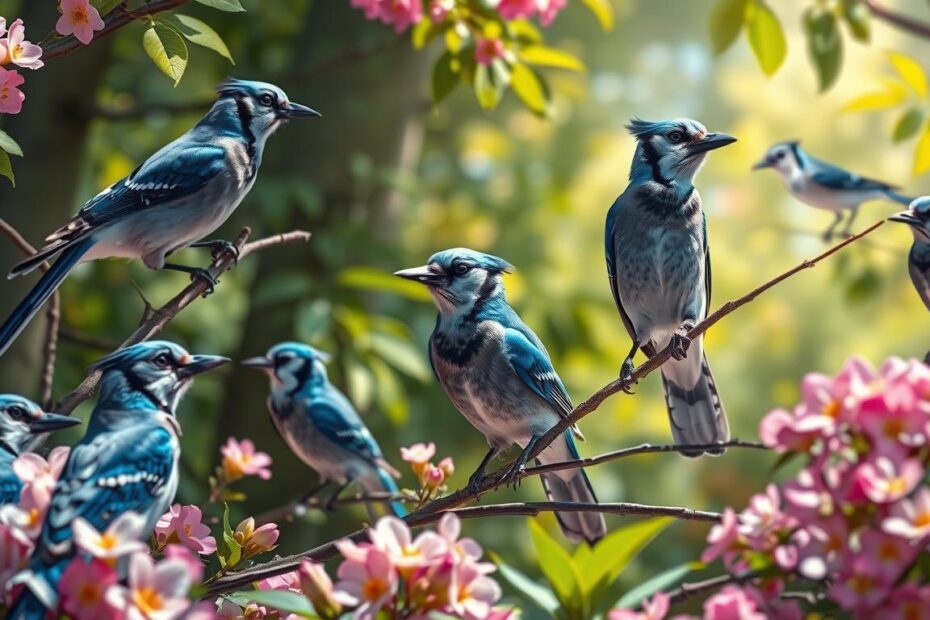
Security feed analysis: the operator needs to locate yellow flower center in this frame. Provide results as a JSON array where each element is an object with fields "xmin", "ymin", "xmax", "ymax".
[
  {"xmin": 878, "ymin": 541, "xmax": 900, "ymax": 561},
  {"xmin": 133, "ymin": 587, "xmax": 164, "ymax": 616},
  {"xmin": 70, "ymin": 7, "xmax": 89, "ymax": 26},
  {"xmin": 222, "ymin": 455, "xmax": 245, "ymax": 480},
  {"xmin": 823, "ymin": 400, "xmax": 841, "ymax": 418},
  {"xmin": 361, "ymin": 577, "xmax": 389, "ymax": 602},
  {"xmin": 78, "ymin": 582, "xmax": 103, "ymax": 605},
  {"xmin": 99, "ymin": 532, "xmax": 118, "ymax": 550},
  {"xmin": 887, "ymin": 477, "xmax": 908, "ymax": 496},
  {"xmin": 914, "ymin": 511, "xmax": 930, "ymax": 528},
  {"xmin": 884, "ymin": 419, "xmax": 905, "ymax": 437},
  {"xmin": 850, "ymin": 574, "xmax": 874, "ymax": 593}
]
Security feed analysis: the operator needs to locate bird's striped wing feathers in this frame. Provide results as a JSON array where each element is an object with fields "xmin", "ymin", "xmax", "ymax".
[
  {"xmin": 810, "ymin": 162, "xmax": 896, "ymax": 192},
  {"xmin": 303, "ymin": 394, "xmax": 384, "ymax": 464},
  {"xmin": 502, "ymin": 328, "xmax": 574, "ymax": 419}
]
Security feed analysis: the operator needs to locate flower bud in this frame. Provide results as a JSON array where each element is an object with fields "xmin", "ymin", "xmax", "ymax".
[
  {"xmin": 438, "ymin": 456, "xmax": 455, "ymax": 477},
  {"xmin": 298, "ymin": 560, "xmax": 342, "ymax": 618},
  {"xmin": 424, "ymin": 465, "xmax": 445, "ymax": 490}
]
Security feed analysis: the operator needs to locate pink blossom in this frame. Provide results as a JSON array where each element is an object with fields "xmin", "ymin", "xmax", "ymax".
[
  {"xmin": 428, "ymin": 0, "xmax": 454, "ymax": 22},
  {"xmin": 1, "ymin": 19, "xmax": 42, "ymax": 69},
  {"xmin": 257, "ymin": 570, "xmax": 300, "ymax": 592},
  {"xmin": 608, "ymin": 592, "xmax": 670, "ymax": 620},
  {"xmin": 234, "ymin": 517, "xmax": 279, "ymax": 557},
  {"xmin": 60, "ymin": 558, "xmax": 121, "ymax": 620},
  {"xmin": 220, "ymin": 437, "xmax": 272, "ymax": 482},
  {"xmin": 884, "ymin": 487, "xmax": 930, "ymax": 539},
  {"xmin": 106, "ymin": 552, "xmax": 192, "ymax": 620},
  {"xmin": 828, "ymin": 555, "xmax": 890, "ymax": 612},
  {"xmin": 13, "ymin": 446, "xmax": 69, "ymax": 515},
  {"xmin": 448, "ymin": 559, "xmax": 502, "ymax": 619},
  {"xmin": 55, "ymin": 0, "xmax": 105, "ymax": 45},
  {"xmin": 781, "ymin": 467, "xmax": 837, "ymax": 520},
  {"xmin": 154, "ymin": 504, "xmax": 217, "ymax": 555},
  {"xmin": 738, "ymin": 485, "xmax": 794, "ymax": 549},
  {"xmin": 702, "ymin": 585, "xmax": 766, "ymax": 620},
  {"xmin": 793, "ymin": 515, "xmax": 847, "ymax": 580},
  {"xmin": 350, "ymin": 0, "xmax": 423, "ymax": 32},
  {"xmin": 366, "ymin": 515, "xmax": 446, "ymax": 573},
  {"xmin": 497, "ymin": 0, "xmax": 537, "ymax": 21},
  {"xmin": 701, "ymin": 508, "xmax": 743, "ymax": 567},
  {"xmin": 855, "ymin": 456, "xmax": 923, "ymax": 504},
  {"xmin": 72, "ymin": 512, "xmax": 148, "ymax": 560},
  {"xmin": 438, "ymin": 456, "xmax": 455, "ymax": 477},
  {"xmin": 424, "ymin": 464, "xmax": 445, "ymax": 489},
  {"xmin": 475, "ymin": 39, "xmax": 506, "ymax": 66},
  {"xmin": 758, "ymin": 407, "xmax": 834, "ymax": 453},
  {"xmin": 164, "ymin": 544, "xmax": 204, "ymax": 584},
  {"xmin": 539, "ymin": 0, "xmax": 567, "ymax": 25},
  {"xmin": 885, "ymin": 583, "xmax": 930, "ymax": 620},
  {"xmin": 438, "ymin": 512, "xmax": 483, "ymax": 562},
  {"xmin": 858, "ymin": 529, "xmax": 915, "ymax": 583},
  {"xmin": 333, "ymin": 545, "xmax": 398, "ymax": 619},
  {"xmin": 401, "ymin": 442, "xmax": 436, "ymax": 466}
]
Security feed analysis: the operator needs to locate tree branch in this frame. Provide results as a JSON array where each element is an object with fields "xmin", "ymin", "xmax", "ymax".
[
  {"xmin": 864, "ymin": 0, "xmax": 930, "ymax": 40},
  {"xmin": 54, "ymin": 228, "xmax": 312, "ymax": 413},
  {"xmin": 204, "ymin": 501, "xmax": 721, "ymax": 595},
  {"xmin": 665, "ymin": 572, "xmax": 758, "ymax": 605},
  {"xmin": 43, "ymin": 0, "xmax": 190, "ymax": 62}
]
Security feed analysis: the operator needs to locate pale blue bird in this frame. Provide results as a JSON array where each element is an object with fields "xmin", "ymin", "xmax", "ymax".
[
  {"xmin": 395, "ymin": 249, "xmax": 606, "ymax": 544},
  {"xmin": 243, "ymin": 342, "xmax": 406, "ymax": 517},
  {"xmin": 754, "ymin": 141, "xmax": 912, "ymax": 241},
  {"xmin": 7, "ymin": 341, "xmax": 227, "ymax": 619},
  {"xmin": 0, "ymin": 395, "xmax": 80, "ymax": 505},
  {"xmin": 606, "ymin": 119, "xmax": 733, "ymax": 457},
  {"xmin": 0, "ymin": 79, "xmax": 319, "ymax": 356}
]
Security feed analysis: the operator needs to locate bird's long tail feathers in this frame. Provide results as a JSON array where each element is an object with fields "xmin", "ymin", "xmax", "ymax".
[
  {"xmin": 660, "ymin": 342, "xmax": 729, "ymax": 457},
  {"xmin": 537, "ymin": 430, "xmax": 606, "ymax": 545},
  {"xmin": 363, "ymin": 466, "xmax": 408, "ymax": 517},
  {"xmin": 886, "ymin": 190, "xmax": 915, "ymax": 206},
  {"xmin": 0, "ymin": 238, "xmax": 93, "ymax": 357}
]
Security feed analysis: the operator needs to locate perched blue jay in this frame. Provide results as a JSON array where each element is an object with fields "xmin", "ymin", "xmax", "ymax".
[
  {"xmin": 890, "ymin": 197, "xmax": 930, "ymax": 314},
  {"xmin": 243, "ymin": 342, "xmax": 406, "ymax": 517},
  {"xmin": 606, "ymin": 119, "xmax": 733, "ymax": 457},
  {"xmin": 395, "ymin": 249, "xmax": 606, "ymax": 544},
  {"xmin": 0, "ymin": 395, "xmax": 80, "ymax": 505},
  {"xmin": 0, "ymin": 79, "xmax": 319, "ymax": 357},
  {"xmin": 8, "ymin": 341, "xmax": 227, "ymax": 619},
  {"xmin": 754, "ymin": 141, "xmax": 911, "ymax": 240}
]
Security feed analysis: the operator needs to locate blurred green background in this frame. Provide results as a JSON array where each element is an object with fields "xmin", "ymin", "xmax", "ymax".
[{"xmin": 1, "ymin": 0, "xmax": 929, "ymax": 612}]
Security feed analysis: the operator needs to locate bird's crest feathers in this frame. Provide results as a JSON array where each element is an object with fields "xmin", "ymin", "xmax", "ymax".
[{"xmin": 427, "ymin": 248, "xmax": 514, "ymax": 273}]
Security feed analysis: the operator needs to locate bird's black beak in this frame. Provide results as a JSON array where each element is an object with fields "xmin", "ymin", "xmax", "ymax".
[
  {"xmin": 393, "ymin": 265, "xmax": 445, "ymax": 286},
  {"xmin": 889, "ymin": 210, "xmax": 924, "ymax": 228},
  {"xmin": 242, "ymin": 356, "xmax": 274, "ymax": 371},
  {"xmin": 752, "ymin": 156, "xmax": 774, "ymax": 171},
  {"xmin": 29, "ymin": 411, "xmax": 80, "ymax": 434},
  {"xmin": 177, "ymin": 354, "xmax": 229, "ymax": 379},
  {"xmin": 280, "ymin": 102, "xmax": 321, "ymax": 119},
  {"xmin": 687, "ymin": 132, "xmax": 737, "ymax": 156}
]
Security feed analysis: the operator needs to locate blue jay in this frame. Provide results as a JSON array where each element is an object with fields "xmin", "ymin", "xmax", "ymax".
[
  {"xmin": 606, "ymin": 119, "xmax": 733, "ymax": 457},
  {"xmin": 890, "ymin": 197, "xmax": 930, "ymax": 315},
  {"xmin": 395, "ymin": 249, "xmax": 606, "ymax": 544},
  {"xmin": 243, "ymin": 342, "xmax": 406, "ymax": 517},
  {"xmin": 7, "ymin": 341, "xmax": 227, "ymax": 619},
  {"xmin": 754, "ymin": 141, "xmax": 911, "ymax": 240},
  {"xmin": 0, "ymin": 395, "xmax": 80, "ymax": 505},
  {"xmin": 0, "ymin": 79, "xmax": 320, "ymax": 357}
]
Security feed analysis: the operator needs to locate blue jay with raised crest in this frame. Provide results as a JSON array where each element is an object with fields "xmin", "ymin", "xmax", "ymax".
[
  {"xmin": 0, "ymin": 79, "xmax": 319, "ymax": 357},
  {"xmin": 0, "ymin": 395, "xmax": 80, "ymax": 505},
  {"xmin": 243, "ymin": 342, "xmax": 406, "ymax": 517},
  {"xmin": 395, "ymin": 249, "xmax": 606, "ymax": 544},
  {"xmin": 754, "ymin": 141, "xmax": 911, "ymax": 240},
  {"xmin": 606, "ymin": 119, "xmax": 732, "ymax": 457},
  {"xmin": 7, "ymin": 341, "xmax": 227, "ymax": 619},
  {"xmin": 890, "ymin": 197, "xmax": 930, "ymax": 315}
]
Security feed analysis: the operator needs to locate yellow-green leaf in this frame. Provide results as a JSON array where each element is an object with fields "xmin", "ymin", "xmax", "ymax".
[
  {"xmin": 579, "ymin": 0, "xmax": 613, "ymax": 31},
  {"xmin": 841, "ymin": 0, "xmax": 870, "ymax": 42},
  {"xmin": 338, "ymin": 266, "xmax": 432, "ymax": 302},
  {"xmin": 507, "ymin": 19, "xmax": 542, "ymax": 44},
  {"xmin": 709, "ymin": 0, "xmax": 748, "ymax": 55},
  {"xmin": 172, "ymin": 14, "xmax": 234, "ymax": 63},
  {"xmin": 889, "ymin": 52, "xmax": 928, "ymax": 97},
  {"xmin": 432, "ymin": 51, "xmax": 460, "ymax": 105},
  {"xmin": 893, "ymin": 107, "xmax": 925, "ymax": 142},
  {"xmin": 843, "ymin": 86, "xmax": 907, "ymax": 112},
  {"xmin": 0, "ymin": 129, "xmax": 23, "ymax": 157},
  {"xmin": 576, "ymin": 517, "xmax": 672, "ymax": 597},
  {"xmin": 528, "ymin": 520, "xmax": 581, "ymax": 607},
  {"xmin": 474, "ymin": 64, "xmax": 502, "ymax": 110},
  {"xmin": 519, "ymin": 46, "xmax": 584, "ymax": 71},
  {"xmin": 914, "ymin": 122, "xmax": 930, "ymax": 175},
  {"xmin": 511, "ymin": 62, "xmax": 550, "ymax": 117},
  {"xmin": 804, "ymin": 6, "xmax": 842, "ymax": 92},
  {"xmin": 194, "ymin": 0, "xmax": 245, "ymax": 11},
  {"xmin": 0, "ymin": 149, "xmax": 14, "ymax": 187},
  {"xmin": 143, "ymin": 22, "xmax": 189, "ymax": 86},
  {"xmin": 746, "ymin": 1, "xmax": 787, "ymax": 76}
]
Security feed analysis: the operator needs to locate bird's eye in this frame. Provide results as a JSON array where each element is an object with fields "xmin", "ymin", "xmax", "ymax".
[
  {"xmin": 259, "ymin": 93, "xmax": 275, "ymax": 106},
  {"xmin": 775, "ymin": 151, "xmax": 786, "ymax": 160},
  {"xmin": 7, "ymin": 405, "xmax": 27, "ymax": 421},
  {"xmin": 453, "ymin": 263, "xmax": 471, "ymax": 276},
  {"xmin": 153, "ymin": 352, "xmax": 172, "ymax": 368},
  {"xmin": 667, "ymin": 131, "xmax": 684, "ymax": 143}
]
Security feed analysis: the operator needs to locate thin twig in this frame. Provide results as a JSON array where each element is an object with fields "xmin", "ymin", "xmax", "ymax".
[
  {"xmin": 864, "ymin": 0, "xmax": 930, "ymax": 39},
  {"xmin": 204, "ymin": 501, "xmax": 721, "ymax": 595},
  {"xmin": 57, "ymin": 327, "xmax": 123, "ymax": 352},
  {"xmin": 54, "ymin": 228, "xmax": 312, "ymax": 413},
  {"xmin": 665, "ymin": 572, "xmax": 758, "ymax": 605}
]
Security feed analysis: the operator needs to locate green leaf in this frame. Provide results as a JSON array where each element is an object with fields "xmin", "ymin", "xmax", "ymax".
[
  {"xmin": 221, "ymin": 503, "xmax": 241, "ymax": 568},
  {"xmin": 615, "ymin": 562, "xmax": 702, "ymax": 609},
  {"xmin": 345, "ymin": 354, "xmax": 376, "ymax": 410},
  {"xmin": 194, "ymin": 0, "xmax": 246, "ymax": 11},
  {"xmin": 143, "ymin": 22, "xmax": 189, "ymax": 86},
  {"xmin": 843, "ymin": 85, "xmax": 907, "ymax": 112},
  {"xmin": 474, "ymin": 64, "xmax": 502, "ymax": 110},
  {"xmin": 519, "ymin": 46, "xmax": 584, "ymax": 71},
  {"xmin": 889, "ymin": 52, "xmax": 928, "ymax": 97},
  {"xmin": 511, "ymin": 63, "xmax": 551, "ymax": 117},
  {"xmin": 841, "ymin": 0, "xmax": 871, "ymax": 42},
  {"xmin": 708, "ymin": 0, "xmax": 748, "ymax": 55},
  {"xmin": 91, "ymin": 0, "xmax": 123, "ymax": 16},
  {"xmin": 170, "ymin": 14, "xmax": 234, "ymax": 63},
  {"xmin": 528, "ymin": 520, "xmax": 582, "ymax": 610},
  {"xmin": 579, "ymin": 0, "xmax": 614, "ymax": 31},
  {"xmin": 225, "ymin": 591, "xmax": 319, "ymax": 617},
  {"xmin": 0, "ymin": 149, "xmax": 14, "ymax": 187},
  {"xmin": 338, "ymin": 266, "xmax": 432, "ymax": 302},
  {"xmin": 368, "ymin": 332, "xmax": 432, "ymax": 382},
  {"xmin": 0, "ymin": 129, "xmax": 23, "ymax": 157},
  {"xmin": 490, "ymin": 551, "xmax": 561, "ymax": 615},
  {"xmin": 432, "ymin": 52, "xmax": 460, "ymax": 105},
  {"xmin": 746, "ymin": 1, "xmax": 787, "ymax": 76},
  {"xmin": 914, "ymin": 121, "xmax": 930, "ymax": 175},
  {"xmin": 369, "ymin": 357, "xmax": 408, "ymax": 425},
  {"xmin": 295, "ymin": 299, "xmax": 333, "ymax": 342},
  {"xmin": 894, "ymin": 107, "xmax": 925, "ymax": 142},
  {"xmin": 804, "ymin": 7, "xmax": 842, "ymax": 91}
]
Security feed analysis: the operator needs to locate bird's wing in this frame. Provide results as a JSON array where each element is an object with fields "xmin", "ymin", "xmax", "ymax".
[
  {"xmin": 810, "ymin": 160, "xmax": 897, "ymax": 192},
  {"xmin": 44, "ymin": 144, "xmax": 229, "ymax": 244},
  {"xmin": 605, "ymin": 197, "xmax": 657, "ymax": 357},
  {"xmin": 704, "ymin": 214, "xmax": 712, "ymax": 315},
  {"xmin": 39, "ymin": 425, "xmax": 175, "ymax": 550},
  {"xmin": 502, "ymin": 327, "xmax": 574, "ymax": 419},
  {"xmin": 0, "ymin": 470, "xmax": 21, "ymax": 504},
  {"xmin": 303, "ymin": 394, "xmax": 384, "ymax": 463}
]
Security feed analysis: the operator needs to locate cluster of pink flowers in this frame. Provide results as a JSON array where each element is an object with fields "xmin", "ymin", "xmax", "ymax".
[
  {"xmin": 0, "ymin": 2, "xmax": 103, "ymax": 116},
  {"xmin": 401, "ymin": 442, "xmax": 454, "ymax": 503},
  {"xmin": 612, "ymin": 356, "xmax": 930, "ymax": 619},
  {"xmin": 211, "ymin": 437, "xmax": 273, "ymax": 502},
  {"xmin": 242, "ymin": 513, "xmax": 512, "ymax": 619}
]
